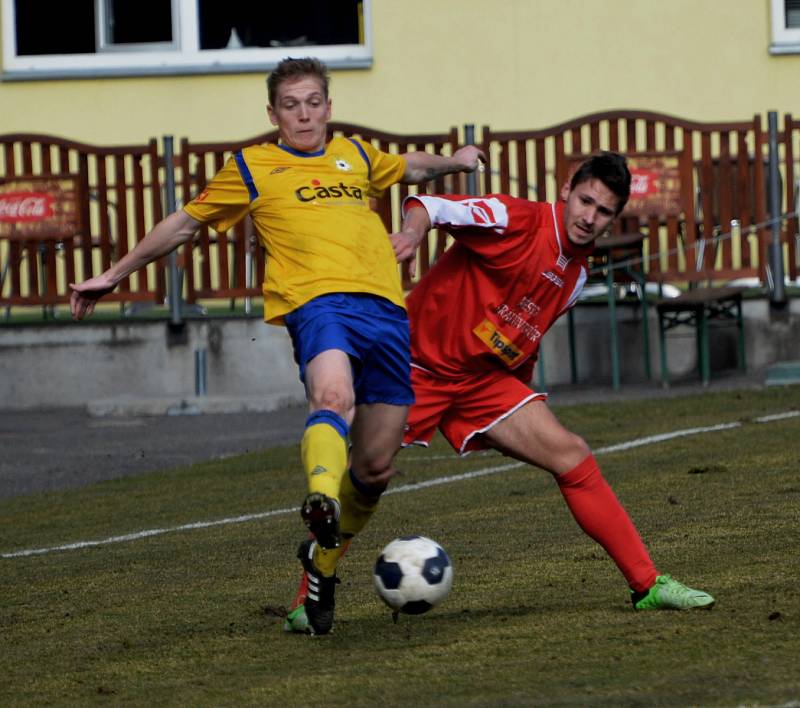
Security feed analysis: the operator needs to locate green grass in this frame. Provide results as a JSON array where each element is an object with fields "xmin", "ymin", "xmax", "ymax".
[{"xmin": 1, "ymin": 387, "xmax": 799, "ymax": 707}]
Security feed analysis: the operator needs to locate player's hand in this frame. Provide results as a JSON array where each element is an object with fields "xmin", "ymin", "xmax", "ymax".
[
  {"xmin": 69, "ymin": 274, "xmax": 117, "ymax": 321},
  {"xmin": 390, "ymin": 228, "xmax": 423, "ymax": 278},
  {"xmin": 452, "ymin": 145, "xmax": 486, "ymax": 173}
]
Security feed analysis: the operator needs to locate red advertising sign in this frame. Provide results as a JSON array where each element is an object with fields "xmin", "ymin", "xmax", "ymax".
[
  {"xmin": 562, "ymin": 151, "xmax": 687, "ymax": 219},
  {"xmin": 624, "ymin": 155, "xmax": 683, "ymax": 217},
  {"xmin": 0, "ymin": 176, "xmax": 82, "ymax": 240}
]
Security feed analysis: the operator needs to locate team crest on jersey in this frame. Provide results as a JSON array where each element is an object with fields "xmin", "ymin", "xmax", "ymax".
[
  {"xmin": 270, "ymin": 167, "xmax": 290, "ymax": 175},
  {"xmin": 334, "ymin": 159, "xmax": 352, "ymax": 172}
]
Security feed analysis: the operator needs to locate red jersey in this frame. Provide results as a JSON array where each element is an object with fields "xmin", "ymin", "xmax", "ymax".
[{"xmin": 405, "ymin": 194, "xmax": 594, "ymax": 381}]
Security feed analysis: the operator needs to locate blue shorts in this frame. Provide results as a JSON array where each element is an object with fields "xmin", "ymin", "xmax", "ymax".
[{"xmin": 284, "ymin": 293, "xmax": 414, "ymax": 406}]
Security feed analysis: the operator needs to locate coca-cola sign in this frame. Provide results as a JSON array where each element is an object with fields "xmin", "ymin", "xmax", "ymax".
[
  {"xmin": 630, "ymin": 170, "xmax": 660, "ymax": 197},
  {"xmin": 0, "ymin": 176, "xmax": 82, "ymax": 240},
  {"xmin": 0, "ymin": 192, "xmax": 56, "ymax": 222},
  {"xmin": 563, "ymin": 152, "xmax": 685, "ymax": 219},
  {"xmin": 624, "ymin": 155, "xmax": 683, "ymax": 218}
]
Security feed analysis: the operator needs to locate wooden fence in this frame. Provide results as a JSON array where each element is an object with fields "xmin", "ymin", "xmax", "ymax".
[
  {"xmin": 0, "ymin": 134, "xmax": 163, "ymax": 307},
  {"xmin": 781, "ymin": 113, "xmax": 800, "ymax": 280},
  {"xmin": 478, "ymin": 110, "xmax": 777, "ymax": 284},
  {"xmin": 1, "ymin": 111, "xmax": 798, "ymax": 313}
]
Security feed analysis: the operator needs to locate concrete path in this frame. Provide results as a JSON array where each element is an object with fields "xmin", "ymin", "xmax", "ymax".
[{"xmin": 0, "ymin": 371, "xmax": 771, "ymax": 500}]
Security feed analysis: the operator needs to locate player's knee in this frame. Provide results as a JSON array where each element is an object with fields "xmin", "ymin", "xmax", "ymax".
[
  {"xmin": 571, "ymin": 433, "xmax": 590, "ymax": 456},
  {"xmin": 353, "ymin": 456, "xmax": 396, "ymax": 489},
  {"xmin": 308, "ymin": 388, "xmax": 354, "ymax": 419},
  {"xmin": 565, "ymin": 433, "xmax": 591, "ymax": 467}
]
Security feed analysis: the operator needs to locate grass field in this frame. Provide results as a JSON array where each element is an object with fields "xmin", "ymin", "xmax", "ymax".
[{"xmin": 1, "ymin": 386, "xmax": 799, "ymax": 707}]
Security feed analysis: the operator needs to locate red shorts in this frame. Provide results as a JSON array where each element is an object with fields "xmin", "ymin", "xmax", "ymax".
[{"xmin": 403, "ymin": 365, "xmax": 547, "ymax": 455}]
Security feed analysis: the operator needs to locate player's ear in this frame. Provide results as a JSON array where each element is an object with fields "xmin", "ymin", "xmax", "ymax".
[
  {"xmin": 559, "ymin": 180, "xmax": 571, "ymax": 202},
  {"xmin": 267, "ymin": 104, "xmax": 278, "ymax": 126}
]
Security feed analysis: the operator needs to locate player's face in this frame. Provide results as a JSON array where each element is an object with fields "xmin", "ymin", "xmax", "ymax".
[
  {"xmin": 268, "ymin": 76, "xmax": 332, "ymax": 153},
  {"xmin": 561, "ymin": 178, "xmax": 621, "ymax": 246}
]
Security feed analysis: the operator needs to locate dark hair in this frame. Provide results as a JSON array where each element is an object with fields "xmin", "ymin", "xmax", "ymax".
[
  {"xmin": 267, "ymin": 57, "xmax": 330, "ymax": 107},
  {"xmin": 570, "ymin": 151, "xmax": 631, "ymax": 215}
]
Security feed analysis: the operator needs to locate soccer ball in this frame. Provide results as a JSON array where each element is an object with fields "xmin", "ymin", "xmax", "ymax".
[{"xmin": 373, "ymin": 535, "xmax": 454, "ymax": 615}]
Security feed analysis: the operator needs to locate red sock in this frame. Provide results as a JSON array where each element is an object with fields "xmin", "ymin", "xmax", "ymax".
[{"xmin": 556, "ymin": 454, "xmax": 657, "ymax": 593}]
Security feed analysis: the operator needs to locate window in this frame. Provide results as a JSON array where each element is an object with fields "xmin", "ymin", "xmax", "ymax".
[
  {"xmin": 2, "ymin": 0, "xmax": 371, "ymax": 79},
  {"xmin": 96, "ymin": 0, "xmax": 177, "ymax": 53},
  {"xmin": 770, "ymin": 0, "xmax": 800, "ymax": 54}
]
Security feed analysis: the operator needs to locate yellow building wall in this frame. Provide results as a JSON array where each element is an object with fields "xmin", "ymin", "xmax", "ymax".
[{"xmin": 1, "ymin": 0, "xmax": 798, "ymax": 144}]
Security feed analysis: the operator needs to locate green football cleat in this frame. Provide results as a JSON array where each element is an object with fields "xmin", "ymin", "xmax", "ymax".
[
  {"xmin": 283, "ymin": 605, "xmax": 311, "ymax": 634},
  {"xmin": 632, "ymin": 574, "xmax": 715, "ymax": 610}
]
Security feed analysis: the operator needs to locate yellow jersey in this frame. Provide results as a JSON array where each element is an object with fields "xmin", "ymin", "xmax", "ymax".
[{"xmin": 184, "ymin": 136, "xmax": 407, "ymax": 324}]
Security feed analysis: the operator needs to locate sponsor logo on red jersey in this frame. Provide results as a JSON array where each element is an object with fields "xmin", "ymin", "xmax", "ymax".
[
  {"xmin": 473, "ymin": 319, "xmax": 523, "ymax": 366},
  {"xmin": 496, "ymin": 304, "xmax": 542, "ymax": 343},
  {"xmin": 541, "ymin": 270, "xmax": 565, "ymax": 288},
  {"xmin": 517, "ymin": 296, "xmax": 541, "ymax": 316}
]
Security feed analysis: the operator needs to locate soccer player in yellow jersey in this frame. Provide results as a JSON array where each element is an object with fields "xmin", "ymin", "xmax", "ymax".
[{"xmin": 69, "ymin": 57, "xmax": 484, "ymax": 635}]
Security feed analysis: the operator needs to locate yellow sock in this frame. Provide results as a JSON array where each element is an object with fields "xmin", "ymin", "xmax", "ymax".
[
  {"xmin": 313, "ymin": 545, "xmax": 346, "ymax": 576},
  {"xmin": 312, "ymin": 471, "xmax": 383, "ymax": 577},
  {"xmin": 301, "ymin": 412, "xmax": 348, "ymax": 500},
  {"xmin": 339, "ymin": 468, "xmax": 383, "ymax": 538}
]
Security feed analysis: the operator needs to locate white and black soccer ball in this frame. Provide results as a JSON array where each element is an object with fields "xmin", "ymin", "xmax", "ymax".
[{"xmin": 373, "ymin": 535, "xmax": 454, "ymax": 615}]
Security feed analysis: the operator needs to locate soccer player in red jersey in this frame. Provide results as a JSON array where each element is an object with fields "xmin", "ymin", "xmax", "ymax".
[
  {"xmin": 391, "ymin": 151, "xmax": 714, "ymax": 611},
  {"xmin": 285, "ymin": 152, "xmax": 713, "ymax": 631}
]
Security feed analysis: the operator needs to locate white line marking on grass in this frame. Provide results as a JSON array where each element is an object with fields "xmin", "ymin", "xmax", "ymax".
[
  {"xmin": 753, "ymin": 410, "xmax": 799, "ymax": 423},
  {"xmin": 2, "ymin": 410, "xmax": 796, "ymax": 559},
  {"xmin": 2, "ymin": 507, "xmax": 298, "ymax": 558},
  {"xmin": 387, "ymin": 462, "xmax": 525, "ymax": 495},
  {"xmin": 593, "ymin": 422, "xmax": 742, "ymax": 454}
]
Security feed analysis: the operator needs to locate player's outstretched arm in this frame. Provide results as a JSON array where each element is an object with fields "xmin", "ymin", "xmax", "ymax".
[
  {"xmin": 401, "ymin": 145, "xmax": 485, "ymax": 184},
  {"xmin": 390, "ymin": 202, "xmax": 432, "ymax": 279},
  {"xmin": 69, "ymin": 210, "xmax": 202, "ymax": 321}
]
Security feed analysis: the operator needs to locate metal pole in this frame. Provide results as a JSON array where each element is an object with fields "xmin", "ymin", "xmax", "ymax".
[
  {"xmin": 194, "ymin": 348, "xmax": 207, "ymax": 396},
  {"xmin": 767, "ymin": 112, "xmax": 787, "ymax": 308},
  {"xmin": 464, "ymin": 124, "xmax": 478, "ymax": 196},
  {"xmin": 163, "ymin": 135, "xmax": 183, "ymax": 325}
]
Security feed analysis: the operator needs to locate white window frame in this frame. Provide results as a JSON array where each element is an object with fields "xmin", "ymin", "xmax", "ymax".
[
  {"xmin": 770, "ymin": 0, "xmax": 800, "ymax": 54},
  {"xmin": 1, "ymin": 0, "xmax": 372, "ymax": 80}
]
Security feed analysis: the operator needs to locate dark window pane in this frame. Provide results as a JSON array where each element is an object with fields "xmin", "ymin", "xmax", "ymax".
[
  {"xmin": 198, "ymin": 0, "xmax": 361, "ymax": 50},
  {"xmin": 108, "ymin": 0, "xmax": 172, "ymax": 44},
  {"xmin": 15, "ymin": 0, "xmax": 95, "ymax": 55},
  {"xmin": 787, "ymin": 0, "xmax": 800, "ymax": 28}
]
